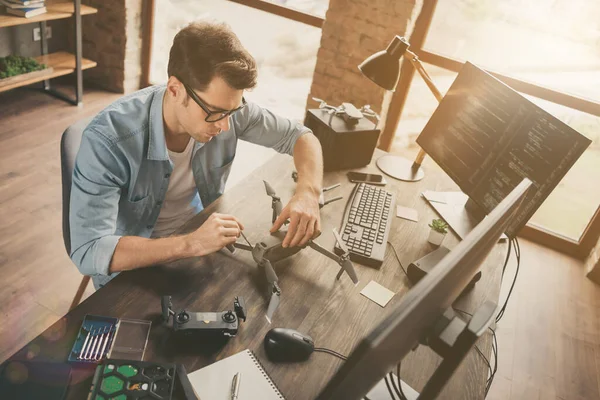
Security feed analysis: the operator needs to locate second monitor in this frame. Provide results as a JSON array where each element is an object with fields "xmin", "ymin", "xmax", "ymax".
[{"xmin": 416, "ymin": 62, "xmax": 591, "ymax": 238}]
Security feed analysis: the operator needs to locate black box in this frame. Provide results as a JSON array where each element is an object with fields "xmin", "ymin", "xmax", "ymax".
[{"xmin": 304, "ymin": 109, "xmax": 380, "ymax": 171}]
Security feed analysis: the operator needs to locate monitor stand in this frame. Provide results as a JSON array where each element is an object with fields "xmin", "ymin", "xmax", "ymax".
[
  {"xmin": 422, "ymin": 191, "xmax": 497, "ymax": 241},
  {"xmin": 368, "ymin": 301, "xmax": 496, "ymax": 400}
]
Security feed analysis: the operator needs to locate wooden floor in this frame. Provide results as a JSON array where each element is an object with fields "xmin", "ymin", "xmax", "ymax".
[{"xmin": 1, "ymin": 85, "xmax": 599, "ymax": 399}]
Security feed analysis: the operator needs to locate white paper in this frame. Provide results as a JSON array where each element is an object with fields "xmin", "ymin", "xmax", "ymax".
[{"xmin": 360, "ymin": 281, "xmax": 395, "ymax": 307}]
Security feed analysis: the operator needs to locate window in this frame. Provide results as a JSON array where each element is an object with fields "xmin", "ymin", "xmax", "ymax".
[{"xmin": 149, "ymin": 0, "xmax": 323, "ymax": 120}]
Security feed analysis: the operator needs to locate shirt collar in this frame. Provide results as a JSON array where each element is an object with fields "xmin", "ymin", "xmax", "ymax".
[{"xmin": 147, "ymin": 85, "xmax": 170, "ymax": 161}]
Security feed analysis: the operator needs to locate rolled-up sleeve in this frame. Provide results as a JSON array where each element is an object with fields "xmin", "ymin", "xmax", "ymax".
[
  {"xmin": 234, "ymin": 101, "xmax": 311, "ymax": 155},
  {"xmin": 69, "ymin": 128, "xmax": 125, "ymax": 277}
]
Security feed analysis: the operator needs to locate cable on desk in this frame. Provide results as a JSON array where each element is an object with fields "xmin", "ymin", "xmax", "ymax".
[
  {"xmin": 501, "ymin": 237, "xmax": 512, "ymax": 278},
  {"xmin": 454, "ymin": 308, "xmax": 498, "ymax": 397},
  {"xmin": 387, "ymin": 241, "xmax": 408, "ymax": 278},
  {"xmin": 384, "ymin": 375, "xmax": 397, "ymax": 399},
  {"xmin": 496, "ymin": 237, "xmax": 521, "ymax": 323},
  {"xmin": 313, "ymin": 347, "xmax": 347, "ymax": 361},
  {"xmin": 395, "ymin": 363, "xmax": 409, "ymax": 400}
]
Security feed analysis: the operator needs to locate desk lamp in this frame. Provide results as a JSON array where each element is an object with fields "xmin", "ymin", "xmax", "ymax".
[{"xmin": 359, "ymin": 36, "xmax": 443, "ymax": 182}]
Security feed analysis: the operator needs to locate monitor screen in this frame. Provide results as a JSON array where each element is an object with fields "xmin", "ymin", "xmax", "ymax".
[{"xmin": 416, "ymin": 62, "xmax": 591, "ymax": 237}]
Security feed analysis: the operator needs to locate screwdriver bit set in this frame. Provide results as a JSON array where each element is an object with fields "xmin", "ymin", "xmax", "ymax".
[{"xmin": 68, "ymin": 315, "xmax": 151, "ymax": 364}]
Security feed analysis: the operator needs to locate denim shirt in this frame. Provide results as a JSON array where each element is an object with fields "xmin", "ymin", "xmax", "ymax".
[{"xmin": 70, "ymin": 85, "xmax": 310, "ymax": 288}]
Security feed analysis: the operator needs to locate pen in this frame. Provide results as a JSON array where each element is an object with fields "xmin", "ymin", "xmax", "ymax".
[{"xmin": 230, "ymin": 372, "xmax": 241, "ymax": 400}]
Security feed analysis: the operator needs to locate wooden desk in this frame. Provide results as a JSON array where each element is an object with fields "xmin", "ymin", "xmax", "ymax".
[{"xmin": 6, "ymin": 151, "xmax": 504, "ymax": 399}]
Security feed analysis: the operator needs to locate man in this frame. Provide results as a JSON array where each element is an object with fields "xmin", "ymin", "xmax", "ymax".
[{"xmin": 70, "ymin": 22, "xmax": 323, "ymax": 289}]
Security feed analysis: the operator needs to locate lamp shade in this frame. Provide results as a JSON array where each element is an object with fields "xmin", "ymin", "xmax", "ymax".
[{"xmin": 358, "ymin": 36, "xmax": 410, "ymax": 92}]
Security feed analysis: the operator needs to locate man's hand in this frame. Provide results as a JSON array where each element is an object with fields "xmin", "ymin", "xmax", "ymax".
[
  {"xmin": 271, "ymin": 189, "xmax": 321, "ymax": 248},
  {"xmin": 185, "ymin": 213, "xmax": 244, "ymax": 256}
]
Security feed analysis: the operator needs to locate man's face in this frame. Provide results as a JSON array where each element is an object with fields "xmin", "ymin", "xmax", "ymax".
[{"xmin": 175, "ymin": 76, "xmax": 244, "ymax": 143}]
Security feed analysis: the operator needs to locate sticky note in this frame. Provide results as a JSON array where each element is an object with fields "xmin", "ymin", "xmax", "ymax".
[
  {"xmin": 396, "ymin": 205, "xmax": 419, "ymax": 222},
  {"xmin": 360, "ymin": 281, "xmax": 395, "ymax": 307}
]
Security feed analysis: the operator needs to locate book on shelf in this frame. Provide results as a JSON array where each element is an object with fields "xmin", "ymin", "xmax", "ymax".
[
  {"xmin": 4, "ymin": 5, "xmax": 47, "ymax": 17},
  {"xmin": 1, "ymin": 0, "xmax": 45, "ymax": 7}
]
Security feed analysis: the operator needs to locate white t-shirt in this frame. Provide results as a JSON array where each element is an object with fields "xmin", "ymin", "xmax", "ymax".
[{"xmin": 151, "ymin": 138, "xmax": 201, "ymax": 238}]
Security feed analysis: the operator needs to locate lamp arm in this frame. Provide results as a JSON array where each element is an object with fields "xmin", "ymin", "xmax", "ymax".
[
  {"xmin": 406, "ymin": 50, "xmax": 444, "ymax": 102},
  {"xmin": 405, "ymin": 49, "xmax": 444, "ymax": 168}
]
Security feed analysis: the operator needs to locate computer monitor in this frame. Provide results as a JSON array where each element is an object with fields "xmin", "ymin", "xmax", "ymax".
[
  {"xmin": 315, "ymin": 178, "xmax": 533, "ymax": 400},
  {"xmin": 416, "ymin": 62, "xmax": 591, "ymax": 238}
]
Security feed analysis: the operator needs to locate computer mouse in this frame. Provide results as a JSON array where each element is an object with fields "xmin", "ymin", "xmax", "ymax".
[{"xmin": 264, "ymin": 328, "xmax": 315, "ymax": 362}]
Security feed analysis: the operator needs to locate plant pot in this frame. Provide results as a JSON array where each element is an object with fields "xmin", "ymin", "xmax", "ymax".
[{"xmin": 428, "ymin": 229, "xmax": 446, "ymax": 246}]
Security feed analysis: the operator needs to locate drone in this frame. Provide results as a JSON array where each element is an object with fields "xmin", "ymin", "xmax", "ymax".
[
  {"xmin": 312, "ymin": 97, "xmax": 381, "ymax": 124},
  {"xmin": 228, "ymin": 180, "xmax": 359, "ymax": 323}
]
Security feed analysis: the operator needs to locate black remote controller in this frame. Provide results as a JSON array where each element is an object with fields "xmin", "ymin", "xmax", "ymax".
[{"xmin": 161, "ymin": 296, "xmax": 247, "ymax": 337}]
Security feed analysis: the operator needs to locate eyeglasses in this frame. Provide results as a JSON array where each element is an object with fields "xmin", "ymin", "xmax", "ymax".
[{"xmin": 182, "ymin": 82, "xmax": 247, "ymax": 122}]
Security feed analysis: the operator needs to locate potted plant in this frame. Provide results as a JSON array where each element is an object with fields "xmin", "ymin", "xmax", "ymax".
[{"xmin": 428, "ymin": 218, "xmax": 448, "ymax": 246}]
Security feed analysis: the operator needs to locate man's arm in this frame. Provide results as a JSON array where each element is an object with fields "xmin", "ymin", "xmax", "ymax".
[
  {"xmin": 108, "ymin": 213, "xmax": 243, "ymax": 273},
  {"xmin": 232, "ymin": 102, "xmax": 324, "ymax": 248},
  {"xmin": 70, "ymin": 130, "xmax": 242, "ymax": 277},
  {"xmin": 271, "ymin": 133, "xmax": 323, "ymax": 247}
]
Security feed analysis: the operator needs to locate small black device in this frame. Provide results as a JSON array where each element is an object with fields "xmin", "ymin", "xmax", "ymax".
[
  {"xmin": 264, "ymin": 328, "xmax": 315, "ymax": 362},
  {"xmin": 161, "ymin": 296, "xmax": 247, "ymax": 337},
  {"xmin": 347, "ymin": 171, "xmax": 387, "ymax": 186},
  {"xmin": 304, "ymin": 109, "xmax": 380, "ymax": 171},
  {"xmin": 407, "ymin": 246, "xmax": 482, "ymax": 292},
  {"xmin": 335, "ymin": 183, "xmax": 396, "ymax": 268}
]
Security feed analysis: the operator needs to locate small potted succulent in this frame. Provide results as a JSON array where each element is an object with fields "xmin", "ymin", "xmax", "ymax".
[{"xmin": 428, "ymin": 218, "xmax": 448, "ymax": 246}]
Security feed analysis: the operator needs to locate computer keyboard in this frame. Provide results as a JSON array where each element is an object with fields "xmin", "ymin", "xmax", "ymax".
[{"xmin": 335, "ymin": 183, "xmax": 396, "ymax": 268}]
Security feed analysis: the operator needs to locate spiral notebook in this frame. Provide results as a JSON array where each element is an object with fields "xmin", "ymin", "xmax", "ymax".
[{"xmin": 188, "ymin": 349, "xmax": 285, "ymax": 400}]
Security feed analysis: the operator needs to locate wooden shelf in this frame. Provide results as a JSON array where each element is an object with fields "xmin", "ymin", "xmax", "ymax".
[
  {"xmin": 0, "ymin": 2, "xmax": 97, "ymax": 28},
  {"xmin": 0, "ymin": 51, "xmax": 96, "ymax": 93}
]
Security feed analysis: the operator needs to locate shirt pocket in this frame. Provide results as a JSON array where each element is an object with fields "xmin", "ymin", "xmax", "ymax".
[
  {"xmin": 208, "ymin": 158, "xmax": 234, "ymax": 198},
  {"xmin": 117, "ymin": 194, "xmax": 154, "ymax": 233}
]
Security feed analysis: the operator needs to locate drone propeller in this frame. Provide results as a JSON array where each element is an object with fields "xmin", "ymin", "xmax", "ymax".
[
  {"xmin": 332, "ymin": 229, "xmax": 358, "ymax": 284},
  {"xmin": 263, "ymin": 180, "xmax": 283, "ymax": 223},
  {"xmin": 266, "ymin": 284, "xmax": 281, "ymax": 324},
  {"xmin": 261, "ymin": 259, "xmax": 281, "ymax": 323},
  {"xmin": 263, "ymin": 180, "xmax": 277, "ymax": 197}
]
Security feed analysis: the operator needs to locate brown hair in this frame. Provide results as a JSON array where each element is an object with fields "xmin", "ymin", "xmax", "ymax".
[{"xmin": 168, "ymin": 21, "xmax": 257, "ymax": 91}]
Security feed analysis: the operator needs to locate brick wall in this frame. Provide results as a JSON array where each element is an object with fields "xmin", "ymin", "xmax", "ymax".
[
  {"xmin": 75, "ymin": 0, "xmax": 143, "ymax": 93},
  {"xmin": 307, "ymin": 0, "xmax": 421, "ymax": 114}
]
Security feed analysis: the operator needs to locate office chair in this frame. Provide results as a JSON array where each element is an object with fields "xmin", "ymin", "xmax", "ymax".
[{"xmin": 60, "ymin": 117, "xmax": 93, "ymax": 311}]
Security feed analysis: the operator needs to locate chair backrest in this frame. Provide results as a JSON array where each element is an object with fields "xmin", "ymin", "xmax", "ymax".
[{"xmin": 61, "ymin": 117, "xmax": 93, "ymax": 255}]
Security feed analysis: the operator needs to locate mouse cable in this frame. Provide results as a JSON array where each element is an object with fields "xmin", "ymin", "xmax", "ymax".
[
  {"xmin": 496, "ymin": 237, "xmax": 521, "ymax": 323},
  {"xmin": 387, "ymin": 241, "xmax": 408, "ymax": 277},
  {"xmin": 313, "ymin": 347, "xmax": 347, "ymax": 360},
  {"xmin": 313, "ymin": 348, "xmax": 376, "ymax": 400}
]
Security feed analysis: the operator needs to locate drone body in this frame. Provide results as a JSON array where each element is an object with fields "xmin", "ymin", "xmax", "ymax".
[
  {"xmin": 230, "ymin": 180, "xmax": 358, "ymax": 323},
  {"xmin": 251, "ymin": 230, "xmax": 303, "ymax": 264}
]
